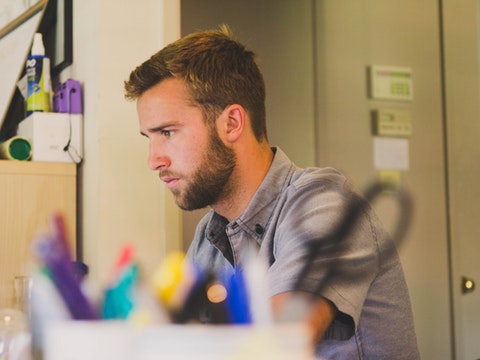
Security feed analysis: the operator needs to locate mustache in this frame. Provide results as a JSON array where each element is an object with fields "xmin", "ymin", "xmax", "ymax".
[{"xmin": 159, "ymin": 170, "xmax": 178, "ymax": 178}]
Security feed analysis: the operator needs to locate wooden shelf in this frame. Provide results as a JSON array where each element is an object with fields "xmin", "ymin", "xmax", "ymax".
[
  {"xmin": 0, "ymin": 159, "xmax": 76, "ymax": 175},
  {"xmin": 0, "ymin": 160, "xmax": 77, "ymax": 308}
]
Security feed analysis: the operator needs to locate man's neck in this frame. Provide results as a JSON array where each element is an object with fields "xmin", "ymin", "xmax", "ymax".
[{"xmin": 212, "ymin": 143, "xmax": 274, "ymax": 222}]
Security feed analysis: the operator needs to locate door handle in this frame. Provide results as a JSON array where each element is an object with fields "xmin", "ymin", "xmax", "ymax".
[{"xmin": 461, "ymin": 276, "xmax": 475, "ymax": 294}]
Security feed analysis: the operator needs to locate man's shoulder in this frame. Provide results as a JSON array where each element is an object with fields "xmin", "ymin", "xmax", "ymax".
[{"xmin": 290, "ymin": 166, "xmax": 353, "ymax": 194}]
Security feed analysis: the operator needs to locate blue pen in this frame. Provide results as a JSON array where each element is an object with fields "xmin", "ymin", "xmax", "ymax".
[
  {"xmin": 223, "ymin": 268, "xmax": 252, "ymax": 324},
  {"xmin": 102, "ymin": 263, "xmax": 139, "ymax": 319}
]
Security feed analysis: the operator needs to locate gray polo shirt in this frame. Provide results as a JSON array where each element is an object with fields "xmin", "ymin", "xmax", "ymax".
[{"xmin": 187, "ymin": 147, "xmax": 419, "ymax": 359}]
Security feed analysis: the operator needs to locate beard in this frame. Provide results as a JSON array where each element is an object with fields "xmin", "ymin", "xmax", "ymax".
[{"xmin": 166, "ymin": 129, "xmax": 236, "ymax": 211}]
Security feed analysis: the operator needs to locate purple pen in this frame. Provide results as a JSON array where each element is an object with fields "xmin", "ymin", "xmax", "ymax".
[{"xmin": 35, "ymin": 216, "xmax": 98, "ymax": 320}]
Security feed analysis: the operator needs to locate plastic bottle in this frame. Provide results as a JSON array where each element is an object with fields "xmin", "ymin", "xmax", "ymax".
[
  {"xmin": 0, "ymin": 136, "xmax": 32, "ymax": 161},
  {"xmin": 26, "ymin": 33, "xmax": 51, "ymax": 115}
]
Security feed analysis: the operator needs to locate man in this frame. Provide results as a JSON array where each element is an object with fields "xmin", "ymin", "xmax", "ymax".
[{"xmin": 124, "ymin": 26, "xmax": 419, "ymax": 359}]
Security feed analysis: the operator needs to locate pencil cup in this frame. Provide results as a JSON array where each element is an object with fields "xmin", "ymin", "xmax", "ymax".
[{"xmin": 44, "ymin": 322, "xmax": 314, "ymax": 360}]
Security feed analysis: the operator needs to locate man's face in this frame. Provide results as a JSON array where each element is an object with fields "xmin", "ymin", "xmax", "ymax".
[{"xmin": 137, "ymin": 78, "xmax": 235, "ymax": 210}]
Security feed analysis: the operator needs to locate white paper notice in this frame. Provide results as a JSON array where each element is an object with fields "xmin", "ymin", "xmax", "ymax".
[{"xmin": 373, "ymin": 137, "xmax": 409, "ymax": 170}]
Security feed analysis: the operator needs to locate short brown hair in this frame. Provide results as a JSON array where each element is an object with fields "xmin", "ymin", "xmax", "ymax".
[{"xmin": 124, "ymin": 25, "xmax": 267, "ymax": 141}]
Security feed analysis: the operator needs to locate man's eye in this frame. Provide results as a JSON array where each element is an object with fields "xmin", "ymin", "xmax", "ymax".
[{"xmin": 162, "ymin": 130, "xmax": 174, "ymax": 137}]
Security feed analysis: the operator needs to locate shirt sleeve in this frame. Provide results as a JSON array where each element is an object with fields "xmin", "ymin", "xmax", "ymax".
[{"xmin": 266, "ymin": 171, "xmax": 379, "ymax": 329}]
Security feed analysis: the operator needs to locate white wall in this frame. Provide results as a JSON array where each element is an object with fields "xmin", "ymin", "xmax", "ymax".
[{"xmin": 60, "ymin": 0, "xmax": 182, "ymax": 284}]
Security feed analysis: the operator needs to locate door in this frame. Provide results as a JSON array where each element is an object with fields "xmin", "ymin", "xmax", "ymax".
[{"xmin": 443, "ymin": 1, "xmax": 480, "ymax": 359}]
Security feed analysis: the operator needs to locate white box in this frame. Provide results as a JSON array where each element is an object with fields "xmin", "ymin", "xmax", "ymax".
[
  {"xmin": 43, "ymin": 322, "xmax": 313, "ymax": 360},
  {"xmin": 17, "ymin": 112, "xmax": 83, "ymax": 163}
]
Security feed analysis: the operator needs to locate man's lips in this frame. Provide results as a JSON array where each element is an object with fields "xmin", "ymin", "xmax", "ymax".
[{"xmin": 160, "ymin": 176, "xmax": 180, "ymax": 189}]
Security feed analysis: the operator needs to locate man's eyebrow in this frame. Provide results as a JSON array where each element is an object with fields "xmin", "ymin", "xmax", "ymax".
[{"xmin": 140, "ymin": 123, "xmax": 176, "ymax": 137}]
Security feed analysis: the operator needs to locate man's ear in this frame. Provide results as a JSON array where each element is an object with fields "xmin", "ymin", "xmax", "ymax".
[{"xmin": 219, "ymin": 104, "xmax": 246, "ymax": 143}]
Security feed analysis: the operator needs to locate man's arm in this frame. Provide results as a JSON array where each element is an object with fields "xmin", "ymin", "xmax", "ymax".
[{"xmin": 271, "ymin": 291, "xmax": 337, "ymax": 346}]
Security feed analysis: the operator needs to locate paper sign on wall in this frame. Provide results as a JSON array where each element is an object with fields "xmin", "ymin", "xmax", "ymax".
[{"xmin": 373, "ymin": 137, "xmax": 409, "ymax": 170}]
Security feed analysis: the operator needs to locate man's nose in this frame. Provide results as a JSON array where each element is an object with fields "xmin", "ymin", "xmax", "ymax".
[{"xmin": 148, "ymin": 141, "xmax": 171, "ymax": 170}]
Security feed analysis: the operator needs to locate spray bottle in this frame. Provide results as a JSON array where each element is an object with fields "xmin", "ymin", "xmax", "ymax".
[{"xmin": 26, "ymin": 33, "xmax": 51, "ymax": 115}]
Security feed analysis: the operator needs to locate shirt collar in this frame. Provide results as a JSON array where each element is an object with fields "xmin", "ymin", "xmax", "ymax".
[
  {"xmin": 205, "ymin": 147, "xmax": 296, "ymax": 247},
  {"xmin": 232, "ymin": 147, "xmax": 296, "ymax": 244}
]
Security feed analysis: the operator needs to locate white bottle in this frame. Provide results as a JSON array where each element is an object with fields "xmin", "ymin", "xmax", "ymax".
[{"xmin": 26, "ymin": 33, "xmax": 52, "ymax": 115}]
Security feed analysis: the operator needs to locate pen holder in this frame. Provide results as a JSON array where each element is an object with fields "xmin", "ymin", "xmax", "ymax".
[{"xmin": 43, "ymin": 322, "xmax": 314, "ymax": 360}]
